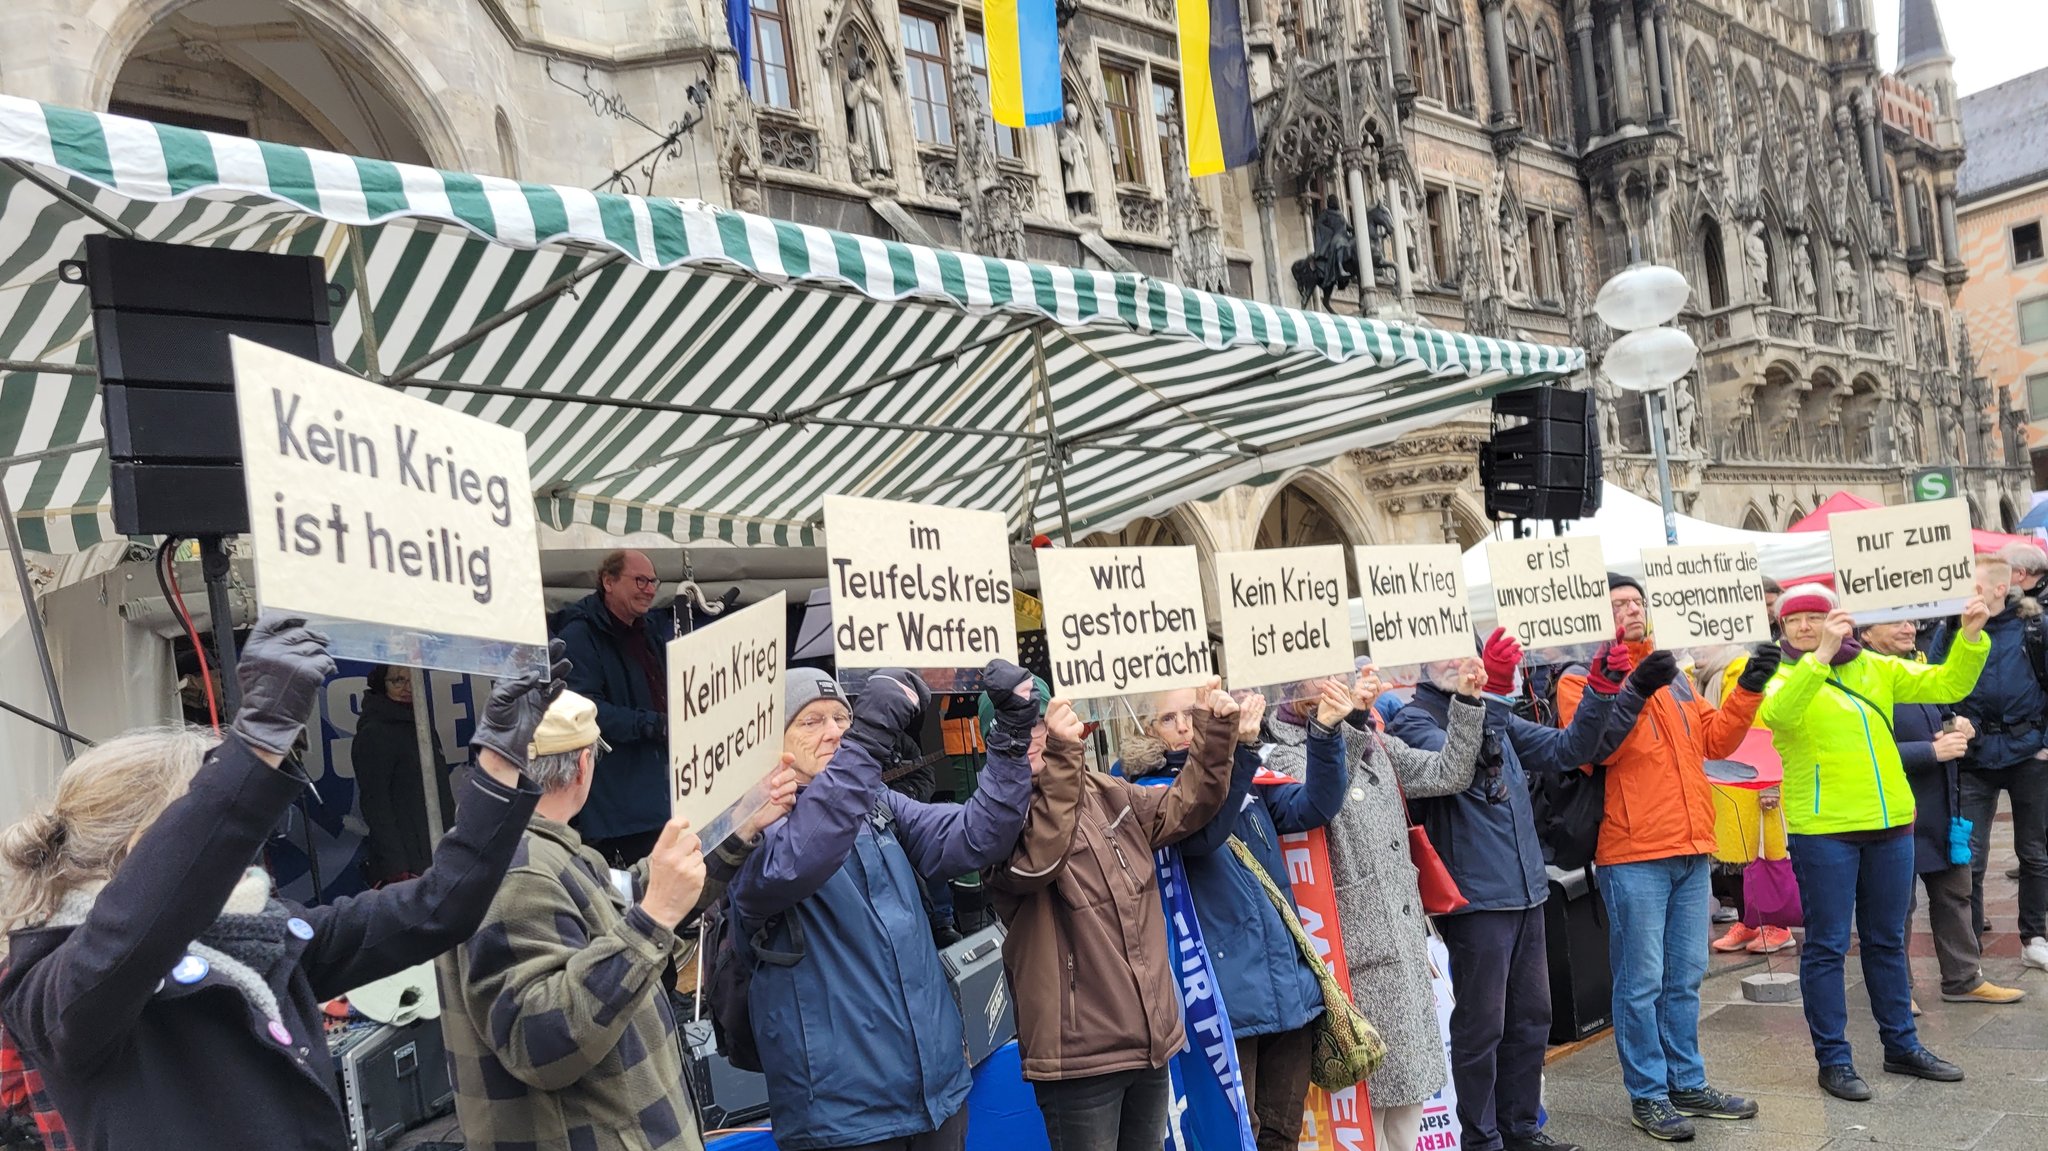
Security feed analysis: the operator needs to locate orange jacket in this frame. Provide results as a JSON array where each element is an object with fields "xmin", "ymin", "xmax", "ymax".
[{"xmin": 1557, "ymin": 641, "xmax": 1763, "ymax": 867}]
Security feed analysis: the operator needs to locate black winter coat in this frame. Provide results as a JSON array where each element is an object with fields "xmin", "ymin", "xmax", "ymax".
[
  {"xmin": 554, "ymin": 592, "xmax": 670, "ymax": 841},
  {"xmin": 0, "ymin": 736, "xmax": 538, "ymax": 1151},
  {"xmin": 1892, "ymin": 697, "xmax": 1959, "ymax": 875},
  {"xmin": 351, "ymin": 691, "xmax": 451, "ymax": 882}
]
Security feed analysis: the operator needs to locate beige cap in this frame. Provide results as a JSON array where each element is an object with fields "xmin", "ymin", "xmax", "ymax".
[{"xmin": 528, "ymin": 690, "xmax": 608, "ymax": 758}]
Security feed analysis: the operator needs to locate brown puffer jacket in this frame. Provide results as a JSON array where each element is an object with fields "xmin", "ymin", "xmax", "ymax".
[{"xmin": 989, "ymin": 708, "xmax": 1246, "ymax": 1082}]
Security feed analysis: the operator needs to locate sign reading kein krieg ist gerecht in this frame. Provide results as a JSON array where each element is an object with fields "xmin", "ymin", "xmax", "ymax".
[
  {"xmin": 1640, "ymin": 544, "xmax": 1769, "ymax": 647},
  {"xmin": 1353, "ymin": 544, "xmax": 1477, "ymax": 668},
  {"xmin": 668, "ymin": 592, "xmax": 785, "ymax": 853},
  {"xmin": 1485, "ymin": 536, "xmax": 1611, "ymax": 655},
  {"xmin": 824, "ymin": 495, "xmax": 1018, "ymax": 668},
  {"xmin": 231, "ymin": 337, "xmax": 547, "ymax": 678},
  {"xmin": 1038, "ymin": 546, "xmax": 1213, "ymax": 702},
  {"xmin": 1829, "ymin": 497, "xmax": 1974, "ymax": 619}
]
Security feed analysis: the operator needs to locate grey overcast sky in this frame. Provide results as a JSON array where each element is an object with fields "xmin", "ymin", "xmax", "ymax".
[{"xmin": 1869, "ymin": 0, "xmax": 2047, "ymax": 96}]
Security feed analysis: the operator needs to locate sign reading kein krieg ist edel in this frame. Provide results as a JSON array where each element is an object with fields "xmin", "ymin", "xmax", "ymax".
[
  {"xmin": 1640, "ymin": 544, "xmax": 1769, "ymax": 647},
  {"xmin": 824, "ymin": 496, "xmax": 1017, "ymax": 687},
  {"xmin": 231, "ymin": 337, "xmax": 548, "ymax": 678},
  {"xmin": 1830, "ymin": 497, "xmax": 1975, "ymax": 623},
  {"xmin": 1486, "ymin": 536, "xmax": 1612, "ymax": 659},
  {"xmin": 668, "ymin": 592, "xmax": 785, "ymax": 853},
  {"xmin": 1353, "ymin": 544, "xmax": 1477, "ymax": 669},
  {"xmin": 1211, "ymin": 546, "xmax": 1351, "ymax": 694},
  {"xmin": 1038, "ymin": 546, "xmax": 1213, "ymax": 708}
]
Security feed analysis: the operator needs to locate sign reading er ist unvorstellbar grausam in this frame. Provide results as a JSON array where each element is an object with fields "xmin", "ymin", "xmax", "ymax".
[
  {"xmin": 824, "ymin": 495, "xmax": 1018, "ymax": 667},
  {"xmin": 1829, "ymin": 497, "xmax": 1974, "ymax": 616}
]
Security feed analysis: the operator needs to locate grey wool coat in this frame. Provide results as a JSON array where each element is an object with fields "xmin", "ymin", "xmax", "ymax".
[{"xmin": 1266, "ymin": 696, "xmax": 1484, "ymax": 1108}]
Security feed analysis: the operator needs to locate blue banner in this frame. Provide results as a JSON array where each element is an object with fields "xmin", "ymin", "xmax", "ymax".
[
  {"xmin": 1155, "ymin": 845, "xmax": 1256, "ymax": 1151},
  {"xmin": 728, "ymin": 0, "xmax": 753, "ymax": 93}
]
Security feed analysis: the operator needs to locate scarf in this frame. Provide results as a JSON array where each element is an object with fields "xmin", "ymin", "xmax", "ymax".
[{"xmin": 1781, "ymin": 636, "xmax": 1861, "ymax": 667}]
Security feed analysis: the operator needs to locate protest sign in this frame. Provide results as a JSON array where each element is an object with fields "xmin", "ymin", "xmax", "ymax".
[
  {"xmin": 1355, "ymin": 544, "xmax": 1477, "ymax": 667},
  {"xmin": 1829, "ymin": 498, "xmax": 1973, "ymax": 617},
  {"xmin": 1485, "ymin": 536, "xmax": 1611, "ymax": 653},
  {"xmin": 824, "ymin": 495, "xmax": 1018, "ymax": 668},
  {"xmin": 1640, "ymin": 544, "xmax": 1769, "ymax": 647},
  {"xmin": 1212, "ymin": 546, "xmax": 1351, "ymax": 690},
  {"xmin": 1038, "ymin": 546, "xmax": 1212, "ymax": 701},
  {"xmin": 231, "ymin": 337, "xmax": 546, "ymax": 677},
  {"xmin": 668, "ymin": 593, "xmax": 785, "ymax": 852}
]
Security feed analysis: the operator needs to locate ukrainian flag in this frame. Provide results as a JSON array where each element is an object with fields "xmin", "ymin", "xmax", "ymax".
[
  {"xmin": 986, "ymin": 0, "xmax": 1062, "ymax": 128},
  {"xmin": 1176, "ymin": 0, "xmax": 1259, "ymax": 176}
]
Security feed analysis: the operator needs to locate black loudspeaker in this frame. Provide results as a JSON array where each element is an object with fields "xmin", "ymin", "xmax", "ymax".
[
  {"xmin": 85, "ymin": 235, "xmax": 335, "ymax": 537},
  {"xmin": 682, "ymin": 1019, "xmax": 772, "ymax": 1131},
  {"xmin": 1544, "ymin": 866, "xmax": 1613, "ymax": 1044},
  {"xmin": 1480, "ymin": 386, "xmax": 1601, "ymax": 523}
]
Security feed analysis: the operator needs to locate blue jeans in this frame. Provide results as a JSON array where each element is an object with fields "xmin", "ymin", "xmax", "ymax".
[
  {"xmin": 1598, "ymin": 855, "xmax": 1711, "ymax": 1101},
  {"xmin": 1786, "ymin": 833, "xmax": 1921, "ymax": 1070}
]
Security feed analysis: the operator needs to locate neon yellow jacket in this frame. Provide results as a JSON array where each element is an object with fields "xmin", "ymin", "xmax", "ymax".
[{"xmin": 1756, "ymin": 635, "xmax": 1990, "ymax": 836}]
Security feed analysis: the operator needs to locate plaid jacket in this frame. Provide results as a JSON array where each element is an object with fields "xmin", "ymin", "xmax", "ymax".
[
  {"xmin": 438, "ymin": 817, "xmax": 751, "ymax": 1151},
  {"xmin": 0, "ymin": 1022, "xmax": 66, "ymax": 1150}
]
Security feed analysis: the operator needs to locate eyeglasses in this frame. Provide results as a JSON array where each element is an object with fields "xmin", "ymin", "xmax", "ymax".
[{"xmin": 628, "ymin": 576, "xmax": 659, "ymax": 590}]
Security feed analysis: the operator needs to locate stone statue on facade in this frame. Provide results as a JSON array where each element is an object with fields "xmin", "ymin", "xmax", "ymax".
[
  {"xmin": 1489, "ymin": 170, "xmax": 1530, "ymax": 304},
  {"xmin": 844, "ymin": 46, "xmax": 892, "ymax": 183},
  {"xmin": 1670, "ymin": 377, "xmax": 1699, "ymax": 454},
  {"xmin": 1791, "ymin": 233, "xmax": 1816, "ymax": 311},
  {"xmin": 2002, "ymin": 384, "xmax": 2029, "ymax": 466},
  {"xmin": 1849, "ymin": 406, "xmax": 1879, "ymax": 463},
  {"xmin": 1832, "ymin": 244, "xmax": 1859, "ymax": 321},
  {"xmin": 1595, "ymin": 372, "xmax": 1626, "ymax": 452},
  {"xmin": 1401, "ymin": 183, "xmax": 1427, "ymax": 279},
  {"xmin": 1785, "ymin": 116, "xmax": 1811, "ymax": 224},
  {"xmin": 1744, "ymin": 220, "xmax": 1770, "ymax": 302},
  {"xmin": 1057, "ymin": 100, "xmax": 1095, "ymax": 218},
  {"xmin": 1293, "ymin": 195, "xmax": 1357, "ymax": 309}
]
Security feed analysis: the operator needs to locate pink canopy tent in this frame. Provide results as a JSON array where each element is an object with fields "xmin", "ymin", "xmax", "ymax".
[{"xmin": 1778, "ymin": 491, "xmax": 2033, "ymax": 588}]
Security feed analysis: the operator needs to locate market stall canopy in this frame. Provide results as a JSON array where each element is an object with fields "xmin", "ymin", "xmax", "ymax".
[
  {"xmin": 1789, "ymin": 491, "xmax": 2031, "ymax": 554},
  {"xmin": 0, "ymin": 96, "xmax": 1583, "ymax": 555}
]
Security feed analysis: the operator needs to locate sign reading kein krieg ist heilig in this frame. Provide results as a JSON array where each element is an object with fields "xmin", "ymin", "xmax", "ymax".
[
  {"xmin": 1038, "ymin": 546, "xmax": 1213, "ymax": 709},
  {"xmin": 1640, "ymin": 544, "xmax": 1769, "ymax": 647},
  {"xmin": 1829, "ymin": 497, "xmax": 1974, "ymax": 623},
  {"xmin": 1353, "ymin": 543, "xmax": 1477, "ymax": 669},
  {"xmin": 668, "ymin": 592, "xmax": 785, "ymax": 853},
  {"xmin": 231, "ymin": 337, "xmax": 548, "ymax": 678},
  {"xmin": 1212, "ymin": 545, "xmax": 1351, "ymax": 695},
  {"xmin": 824, "ymin": 497, "xmax": 1017, "ymax": 691},
  {"xmin": 1485, "ymin": 536, "xmax": 1611, "ymax": 661}
]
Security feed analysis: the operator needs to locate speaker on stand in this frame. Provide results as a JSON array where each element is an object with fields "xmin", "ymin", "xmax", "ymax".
[{"xmin": 1479, "ymin": 386, "xmax": 1602, "ymax": 534}]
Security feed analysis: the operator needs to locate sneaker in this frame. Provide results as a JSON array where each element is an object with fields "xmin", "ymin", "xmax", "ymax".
[
  {"xmin": 1712, "ymin": 924, "xmax": 1759, "ymax": 952},
  {"xmin": 1882, "ymin": 1048, "xmax": 1964, "ymax": 1082},
  {"xmin": 1817, "ymin": 1065, "xmax": 1872, "ymax": 1102},
  {"xmin": 1502, "ymin": 1131, "xmax": 1582, "ymax": 1151},
  {"xmin": 1712, "ymin": 902, "xmax": 1739, "ymax": 924},
  {"xmin": 1942, "ymin": 981, "xmax": 2028, "ymax": 1004},
  {"xmin": 1669, "ymin": 1086, "xmax": 1759, "ymax": 1120},
  {"xmin": 1629, "ymin": 1098, "xmax": 1696, "ymax": 1142},
  {"xmin": 1747, "ymin": 925, "xmax": 1796, "ymax": 953},
  {"xmin": 2023, "ymin": 937, "xmax": 2048, "ymax": 971}
]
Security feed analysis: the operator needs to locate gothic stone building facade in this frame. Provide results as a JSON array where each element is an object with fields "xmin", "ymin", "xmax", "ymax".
[{"xmin": 0, "ymin": 0, "xmax": 2025, "ymax": 561}]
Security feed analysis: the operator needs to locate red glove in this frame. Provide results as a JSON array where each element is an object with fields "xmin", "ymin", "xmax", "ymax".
[
  {"xmin": 1481, "ymin": 627, "xmax": 1522, "ymax": 695},
  {"xmin": 1586, "ymin": 634, "xmax": 1634, "ymax": 696}
]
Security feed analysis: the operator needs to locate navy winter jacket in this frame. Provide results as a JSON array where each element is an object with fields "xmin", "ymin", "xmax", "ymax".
[
  {"xmin": 1387, "ymin": 685, "xmax": 1616, "ymax": 913},
  {"xmin": 1932, "ymin": 600, "xmax": 2047, "ymax": 771},
  {"xmin": 553, "ymin": 591, "xmax": 670, "ymax": 841},
  {"xmin": 1892, "ymin": 694, "xmax": 1959, "ymax": 875}
]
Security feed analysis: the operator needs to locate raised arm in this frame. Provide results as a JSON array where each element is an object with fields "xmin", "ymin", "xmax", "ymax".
[
  {"xmin": 1129, "ymin": 705, "xmax": 1241, "ymax": 848},
  {"xmin": 1507, "ymin": 685, "xmax": 1617, "ymax": 772},
  {"xmin": 891, "ymin": 741, "xmax": 1033, "ymax": 880},
  {"xmin": 1391, "ymin": 694, "xmax": 1487, "ymax": 799},
  {"xmin": 989, "ymin": 728, "xmax": 1085, "ymax": 896},
  {"xmin": 728, "ymin": 742, "xmax": 879, "ymax": 926},
  {"xmin": 1889, "ymin": 631, "xmax": 1990, "ymax": 706}
]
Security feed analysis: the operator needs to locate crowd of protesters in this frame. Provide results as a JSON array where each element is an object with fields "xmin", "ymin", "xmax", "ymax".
[{"xmin": 0, "ymin": 542, "xmax": 2043, "ymax": 1151}]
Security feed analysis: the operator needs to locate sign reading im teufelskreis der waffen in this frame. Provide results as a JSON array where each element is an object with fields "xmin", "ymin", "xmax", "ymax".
[
  {"xmin": 1640, "ymin": 544, "xmax": 1769, "ymax": 646},
  {"xmin": 1353, "ymin": 544, "xmax": 1476, "ymax": 667},
  {"xmin": 1828, "ymin": 498, "xmax": 1974, "ymax": 618},
  {"xmin": 1038, "ymin": 547, "xmax": 1213, "ymax": 701},
  {"xmin": 1212, "ymin": 546, "xmax": 1351, "ymax": 689},
  {"xmin": 231, "ymin": 338, "xmax": 547, "ymax": 678},
  {"xmin": 668, "ymin": 593, "xmax": 785, "ymax": 853},
  {"xmin": 1485, "ymin": 536, "xmax": 1612, "ymax": 653},
  {"xmin": 824, "ymin": 495, "xmax": 1019, "ymax": 667}
]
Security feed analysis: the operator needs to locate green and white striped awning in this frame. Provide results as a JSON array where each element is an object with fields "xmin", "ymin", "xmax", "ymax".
[{"xmin": 0, "ymin": 95, "xmax": 1583, "ymax": 554}]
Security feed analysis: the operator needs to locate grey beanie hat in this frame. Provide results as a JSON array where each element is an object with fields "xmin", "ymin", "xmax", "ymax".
[{"xmin": 785, "ymin": 668, "xmax": 847, "ymax": 728}]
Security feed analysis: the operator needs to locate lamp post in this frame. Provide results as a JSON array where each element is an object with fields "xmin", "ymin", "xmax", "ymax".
[{"xmin": 1595, "ymin": 261, "xmax": 1697, "ymax": 546}]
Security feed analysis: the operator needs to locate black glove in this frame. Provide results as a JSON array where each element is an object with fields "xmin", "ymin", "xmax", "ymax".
[
  {"xmin": 1736, "ymin": 642, "xmax": 1783, "ymax": 693},
  {"xmin": 472, "ymin": 639, "xmax": 571, "ymax": 771},
  {"xmin": 847, "ymin": 669, "xmax": 928, "ymax": 764},
  {"xmin": 982, "ymin": 659, "xmax": 1040, "ymax": 756},
  {"xmin": 1627, "ymin": 649, "xmax": 1682, "ymax": 694},
  {"xmin": 231, "ymin": 614, "xmax": 336, "ymax": 756}
]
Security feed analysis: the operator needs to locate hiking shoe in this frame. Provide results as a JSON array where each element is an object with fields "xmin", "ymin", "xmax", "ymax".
[
  {"xmin": 1818, "ymin": 1065, "xmax": 1872, "ymax": 1101},
  {"xmin": 1503, "ymin": 1131, "xmax": 1582, "ymax": 1151},
  {"xmin": 1943, "ymin": 981, "xmax": 2027, "ymax": 1004},
  {"xmin": 1747, "ymin": 925, "xmax": 1796, "ymax": 953},
  {"xmin": 1883, "ymin": 1048, "xmax": 1963, "ymax": 1082},
  {"xmin": 1711, "ymin": 923, "xmax": 1759, "ymax": 952},
  {"xmin": 1629, "ymin": 1099, "xmax": 1696, "ymax": 1142},
  {"xmin": 2023, "ymin": 937, "xmax": 2048, "ymax": 971},
  {"xmin": 1669, "ymin": 1086, "xmax": 1758, "ymax": 1120}
]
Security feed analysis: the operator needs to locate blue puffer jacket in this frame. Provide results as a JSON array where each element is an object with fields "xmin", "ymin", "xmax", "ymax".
[
  {"xmin": 1127, "ymin": 735, "xmax": 1345, "ymax": 1039},
  {"xmin": 1387, "ymin": 685, "xmax": 1617, "ymax": 913},
  {"xmin": 1932, "ymin": 600, "xmax": 2047, "ymax": 771},
  {"xmin": 730, "ymin": 740, "xmax": 1032, "ymax": 1150},
  {"xmin": 1892, "ymin": 693, "xmax": 1958, "ymax": 875},
  {"xmin": 553, "ymin": 592, "xmax": 670, "ymax": 841}
]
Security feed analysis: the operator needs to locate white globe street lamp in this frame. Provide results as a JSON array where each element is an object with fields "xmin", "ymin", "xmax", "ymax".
[{"xmin": 1595, "ymin": 260, "xmax": 1696, "ymax": 545}]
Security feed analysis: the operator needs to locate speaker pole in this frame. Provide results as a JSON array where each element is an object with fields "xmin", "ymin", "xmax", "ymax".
[
  {"xmin": 199, "ymin": 535, "xmax": 243, "ymax": 714},
  {"xmin": 1644, "ymin": 390, "xmax": 1679, "ymax": 546},
  {"xmin": 0, "ymin": 484, "xmax": 76, "ymax": 760}
]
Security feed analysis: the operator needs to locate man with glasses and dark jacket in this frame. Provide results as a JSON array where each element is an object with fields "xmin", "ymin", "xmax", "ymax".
[{"xmin": 555, "ymin": 549, "xmax": 672, "ymax": 866}]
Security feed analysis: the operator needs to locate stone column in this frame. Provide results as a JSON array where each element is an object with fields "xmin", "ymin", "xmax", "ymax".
[
  {"xmin": 1575, "ymin": 8, "xmax": 1601, "ymax": 135},
  {"xmin": 1860, "ymin": 96, "xmax": 1886, "ymax": 203},
  {"xmin": 1939, "ymin": 189, "xmax": 1960, "ymax": 264},
  {"xmin": 1386, "ymin": 0, "xmax": 1416, "ymax": 103},
  {"xmin": 1608, "ymin": 15, "xmax": 1637, "ymax": 127},
  {"xmin": 1902, "ymin": 179, "xmax": 1925, "ymax": 255},
  {"xmin": 1384, "ymin": 150, "xmax": 1416, "ymax": 305},
  {"xmin": 1637, "ymin": 3, "xmax": 1664, "ymax": 124},
  {"xmin": 1654, "ymin": 5, "xmax": 1677, "ymax": 128},
  {"xmin": 1255, "ymin": 178, "xmax": 1282, "ymax": 301},
  {"xmin": 1482, "ymin": 0, "xmax": 1516, "ymax": 127},
  {"xmin": 1346, "ymin": 149, "xmax": 1378, "ymax": 311}
]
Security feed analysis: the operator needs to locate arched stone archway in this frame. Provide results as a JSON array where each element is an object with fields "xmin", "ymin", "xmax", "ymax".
[
  {"xmin": 1252, "ymin": 472, "xmax": 1372, "ymax": 551},
  {"xmin": 2001, "ymin": 496, "xmax": 2021, "ymax": 534}
]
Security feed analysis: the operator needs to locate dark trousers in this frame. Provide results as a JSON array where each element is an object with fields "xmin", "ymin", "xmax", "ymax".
[
  {"xmin": 1959, "ymin": 762, "xmax": 2048, "ymax": 940},
  {"xmin": 1234, "ymin": 1024, "xmax": 1315, "ymax": 1151},
  {"xmin": 587, "ymin": 827, "xmax": 664, "ymax": 869},
  {"xmin": 1915, "ymin": 864, "xmax": 1986, "ymax": 995},
  {"xmin": 1787, "ymin": 833, "xmax": 1920, "ymax": 1069},
  {"xmin": 1437, "ymin": 906, "xmax": 1552, "ymax": 1151},
  {"xmin": 1031, "ymin": 1065, "xmax": 1171, "ymax": 1151},
  {"xmin": 825, "ymin": 1106, "xmax": 968, "ymax": 1151}
]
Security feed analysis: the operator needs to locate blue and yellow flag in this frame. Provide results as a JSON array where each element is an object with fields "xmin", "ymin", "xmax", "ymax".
[
  {"xmin": 1176, "ymin": 0, "xmax": 1259, "ymax": 176},
  {"xmin": 985, "ymin": 0, "xmax": 1063, "ymax": 128}
]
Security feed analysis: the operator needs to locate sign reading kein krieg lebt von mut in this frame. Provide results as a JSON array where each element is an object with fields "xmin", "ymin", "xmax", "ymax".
[
  {"xmin": 1829, "ymin": 498, "xmax": 1974, "ymax": 616},
  {"xmin": 1640, "ymin": 544, "xmax": 1769, "ymax": 647},
  {"xmin": 668, "ymin": 593, "xmax": 785, "ymax": 853},
  {"xmin": 824, "ymin": 495, "xmax": 1018, "ymax": 668},
  {"xmin": 1486, "ymin": 536, "xmax": 1611, "ymax": 654},
  {"xmin": 231, "ymin": 337, "xmax": 547, "ymax": 677},
  {"xmin": 1038, "ymin": 546, "xmax": 1213, "ymax": 701},
  {"xmin": 1212, "ymin": 546, "xmax": 1351, "ymax": 689},
  {"xmin": 1353, "ymin": 544, "xmax": 1476, "ymax": 667}
]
